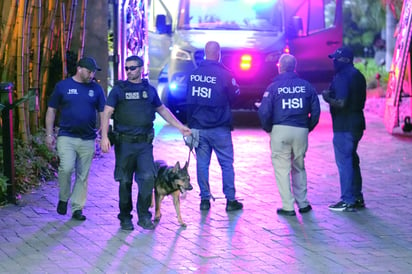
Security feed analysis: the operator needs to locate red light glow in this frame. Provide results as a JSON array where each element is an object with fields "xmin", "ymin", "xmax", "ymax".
[{"xmin": 240, "ymin": 54, "xmax": 252, "ymax": 70}]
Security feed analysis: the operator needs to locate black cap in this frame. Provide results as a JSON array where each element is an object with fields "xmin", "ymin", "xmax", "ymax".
[
  {"xmin": 328, "ymin": 47, "xmax": 354, "ymax": 62},
  {"xmin": 77, "ymin": 57, "xmax": 101, "ymax": 71}
]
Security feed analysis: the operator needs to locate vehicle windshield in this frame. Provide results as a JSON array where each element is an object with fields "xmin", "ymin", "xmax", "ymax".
[{"xmin": 177, "ymin": 0, "xmax": 283, "ymax": 32}]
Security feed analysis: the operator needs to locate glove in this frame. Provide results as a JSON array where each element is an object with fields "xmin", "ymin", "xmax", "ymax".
[{"xmin": 183, "ymin": 129, "xmax": 199, "ymax": 150}]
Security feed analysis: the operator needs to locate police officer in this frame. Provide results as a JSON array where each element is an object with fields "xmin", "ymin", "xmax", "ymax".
[
  {"xmin": 258, "ymin": 53, "xmax": 320, "ymax": 216},
  {"xmin": 186, "ymin": 41, "xmax": 243, "ymax": 212},
  {"xmin": 100, "ymin": 55, "xmax": 191, "ymax": 230}
]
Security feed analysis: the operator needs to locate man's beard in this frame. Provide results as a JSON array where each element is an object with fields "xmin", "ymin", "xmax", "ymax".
[{"xmin": 333, "ymin": 59, "xmax": 349, "ymax": 72}]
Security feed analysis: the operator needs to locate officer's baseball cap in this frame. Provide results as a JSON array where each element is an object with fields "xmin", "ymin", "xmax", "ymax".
[
  {"xmin": 77, "ymin": 57, "xmax": 102, "ymax": 71},
  {"xmin": 328, "ymin": 47, "xmax": 354, "ymax": 62}
]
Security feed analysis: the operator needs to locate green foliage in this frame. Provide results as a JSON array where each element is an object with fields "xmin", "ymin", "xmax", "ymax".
[
  {"xmin": 354, "ymin": 58, "xmax": 389, "ymax": 89},
  {"xmin": 0, "ymin": 131, "xmax": 58, "ymax": 204},
  {"xmin": 343, "ymin": 0, "xmax": 385, "ymax": 56},
  {"xmin": 0, "ymin": 174, "xmax": 8, "ymax": 205}
]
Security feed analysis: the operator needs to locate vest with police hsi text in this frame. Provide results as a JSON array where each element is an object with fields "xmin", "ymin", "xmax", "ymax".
[{"xmin": 107, "ymin": 80, "xmax": 162, "ymax": 135}]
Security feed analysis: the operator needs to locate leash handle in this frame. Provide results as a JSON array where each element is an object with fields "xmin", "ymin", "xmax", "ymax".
[
  {"xmin": 184, "ymin": 133, "xmax": 215, "ymax": 201},
  {"xmin": 184, "ymin": 134, "xmax": 195, "ymax": 165}
]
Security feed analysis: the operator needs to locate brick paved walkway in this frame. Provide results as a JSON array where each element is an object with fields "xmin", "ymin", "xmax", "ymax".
[{"xmin": 1, "ymin": 98, "xmax": 412, "ymax": 273}]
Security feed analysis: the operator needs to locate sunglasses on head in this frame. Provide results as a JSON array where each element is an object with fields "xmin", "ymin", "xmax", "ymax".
[{"xmin": 125, "ymin": 65, "xmax": 140, "ymax": 71}]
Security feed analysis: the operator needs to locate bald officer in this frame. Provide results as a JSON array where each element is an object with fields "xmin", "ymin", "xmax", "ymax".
[
  {"xmin": 258, "ymin": 53, "xmax": 320, "ymax": 216},
  {"xmin": 186, "ymin": 41, "xmax": 243, "ymax": 212}
]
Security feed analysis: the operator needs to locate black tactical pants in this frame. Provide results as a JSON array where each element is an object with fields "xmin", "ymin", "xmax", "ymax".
[{"xmin": 114, "ymin": 141, "xmax": 155, "ymax": 222}]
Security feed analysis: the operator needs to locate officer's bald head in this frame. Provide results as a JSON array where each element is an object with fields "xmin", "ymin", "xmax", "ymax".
[
  {"xmin": 205, "ymin": 41, "xmax": 221, "ymax": 61},
  {"xmin": 278, "ymin": 54, "xmax": 296, "ymax": 74}
]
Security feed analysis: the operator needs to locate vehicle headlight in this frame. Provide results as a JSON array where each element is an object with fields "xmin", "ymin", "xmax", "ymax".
[{"xmin": 171, "ymin": 46, "xmax": 192, "ymax": 61}]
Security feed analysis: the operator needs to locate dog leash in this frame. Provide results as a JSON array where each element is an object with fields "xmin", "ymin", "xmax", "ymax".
[
  {"xmin": 184, "ymin": 134, "xmax": 216, "ymax": 201},
  {"xmin": 185, "ymin": 136, "xmax": 196, "ymax": 167}
]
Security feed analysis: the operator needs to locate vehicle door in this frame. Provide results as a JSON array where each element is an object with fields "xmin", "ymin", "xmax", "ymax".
[{"xmin": 286, "ymin": 0, "xmax": 343, "ymax": 91}]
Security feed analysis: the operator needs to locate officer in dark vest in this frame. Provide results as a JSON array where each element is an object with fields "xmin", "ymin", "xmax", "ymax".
[{"xmin": 100, "ymin": 55, "xmax": 191, "ymax": 230}]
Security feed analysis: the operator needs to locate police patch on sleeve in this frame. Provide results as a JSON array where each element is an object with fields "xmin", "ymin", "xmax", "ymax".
[
  {"xmin": 263, "ymin": 91, "xmax": 269, "ymax": 97},
  {"xmin": 232, "ymin": 78, "xmax": 237, "ymax": 86}
]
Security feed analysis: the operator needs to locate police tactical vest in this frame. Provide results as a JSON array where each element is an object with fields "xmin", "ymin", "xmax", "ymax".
[{"xmin": 113, "ymin": 80, "xmax": 156, "ymax": 128}]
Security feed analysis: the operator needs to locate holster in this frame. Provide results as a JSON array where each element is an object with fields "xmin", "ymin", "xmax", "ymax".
[{"xmin": 108, "ymin": 125, "xmax": 118, "ymax": 146}]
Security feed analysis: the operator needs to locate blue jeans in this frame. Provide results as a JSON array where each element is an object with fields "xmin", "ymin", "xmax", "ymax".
[
  {"xmin": 333, "ymin": 131, "xmax": 364, "ymax": 204},
  {"xmin": 195, "ymin": 127, "xmax": 236, "ymax": 200}
]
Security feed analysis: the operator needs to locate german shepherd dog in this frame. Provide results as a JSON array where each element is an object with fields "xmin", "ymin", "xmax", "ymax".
[{"xmin": 153, "ymin": 160, "xmax": 193, "ymax": 227}]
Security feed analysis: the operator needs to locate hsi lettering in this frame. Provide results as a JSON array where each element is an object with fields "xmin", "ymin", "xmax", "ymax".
[
  {"xmin": 67, "ymin": 89, "xmax": 78, "ymax": 94},
  {"xmin": 282, "ymin": 98, "xmax": 303, "ymax": 109},
  {"xmin": 191, "ymin": 86, "xmax": 211, "ymax": 98}
]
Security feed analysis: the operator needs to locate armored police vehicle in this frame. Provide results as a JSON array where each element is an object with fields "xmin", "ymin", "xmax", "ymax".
[{"xmin": 147, "ymin": 0, "xmax": 343, "ymax": 121}]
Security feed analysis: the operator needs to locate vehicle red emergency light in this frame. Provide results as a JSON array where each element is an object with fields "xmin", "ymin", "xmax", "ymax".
[{"xmin": 240, "ymin": 54, "xmax": 252, "ymax": 71}]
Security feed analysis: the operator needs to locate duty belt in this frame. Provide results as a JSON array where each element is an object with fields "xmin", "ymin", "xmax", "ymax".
[{"xmin": 118, "ymin": 133, "xmax": 152, "ymax": 143}]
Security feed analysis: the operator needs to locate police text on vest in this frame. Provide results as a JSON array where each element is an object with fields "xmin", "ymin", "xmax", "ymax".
[
  {"xmin": 278, "ymin": 86, "xmax": 305, "ymax": 109},
  {"xmin": 277, "ymin": 86, "xmax": 306, "ymax": 94},
  {"xmin": 190, "ymin": 74, "xmax": 216, "ymax": 84},
  {"xmin": 125, "ymin": 92, "xmax": 140, "ymax": 99}
]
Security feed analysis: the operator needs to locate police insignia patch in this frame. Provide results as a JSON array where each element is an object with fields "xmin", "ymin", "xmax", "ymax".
[
  {"xmin": 88, "ymin": 90, "xmax": 94, "ymax": 97},
  {"xmin": 142, "ymin": 91, "xmax": 148, "ymax": 98},
  {"xmin": 263, "ymin": 91, "xmax": 269, "ymax": 97}
]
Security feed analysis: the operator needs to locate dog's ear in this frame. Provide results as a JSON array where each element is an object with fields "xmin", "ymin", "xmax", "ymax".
[
  {"xmin": 183, "ymin": 161, "xmax": 188, "ymax": 170},
  {"xmin": 173, "ymin": 161, "xmax": 181, "ymax": 172}
]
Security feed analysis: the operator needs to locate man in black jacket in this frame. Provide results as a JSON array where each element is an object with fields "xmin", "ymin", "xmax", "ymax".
[{"xmin": 322, "ymin": 47, "xmax": 367, "ymax": 212}]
